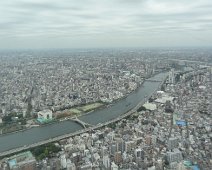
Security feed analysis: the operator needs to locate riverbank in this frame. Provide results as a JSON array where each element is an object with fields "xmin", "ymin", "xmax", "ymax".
[
  {"xmin": 1, "ymin": 79, "xmax": 146, "ymax": 136},
  {"xmin": 0, "ymin": 72, "xmax": 168, "ymax": 155}
]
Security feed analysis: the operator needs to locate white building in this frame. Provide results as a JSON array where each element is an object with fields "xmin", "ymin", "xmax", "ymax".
[
  {"xmin": 166, "ymin": 149, "xmax": 183, "ymax": 163},
  {"xmin": 67, "ymin": 159, "xmax": 76, "ymax": 170},
  {"xmin": 168, "ymin": 137, "xmax": 179, "ymax": 150},
  {"xmin": 143, "ymin": 102, "xmax": 157, "ymax": 111},
  {"xmin": 60, "ymin": 154, "xmax": 67, "ymax": 169},
  {"xmin": 103, "ymin": 155, "xmax": 110, "ymax": 169},
  {"xmin": 111, "ymin": 162, "xmax": 118, "ymax": 170},
  {"xmin": 37, "ymin": 109, "xmax": 52, "ymax": 120}
]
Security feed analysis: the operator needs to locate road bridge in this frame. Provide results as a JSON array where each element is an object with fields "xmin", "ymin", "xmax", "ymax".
[{"xmin": 70, "ymin": 116, "xmax": 93, "ymax": 128}]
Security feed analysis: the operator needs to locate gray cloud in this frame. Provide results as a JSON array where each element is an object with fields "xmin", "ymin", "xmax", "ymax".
[{"xmin": 0, "ymin": 0, "xmax": 212, "ymax": 48}]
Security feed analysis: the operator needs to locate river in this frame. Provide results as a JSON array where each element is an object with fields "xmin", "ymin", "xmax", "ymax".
[{"xmin": 0, "ymin": 72, "xmax": 168, "ymax": 153}]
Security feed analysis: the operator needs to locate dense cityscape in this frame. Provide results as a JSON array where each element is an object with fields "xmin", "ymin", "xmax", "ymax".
[
  {"xmin": 1, "ymin": 0, "xmax": 212, "ymax": 169},
  {"xmin": 0, "ymin": 49, "xmax": 211, "ymax": 170}
]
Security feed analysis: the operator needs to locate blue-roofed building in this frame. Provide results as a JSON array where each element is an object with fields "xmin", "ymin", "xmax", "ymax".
[
  {"xmin": 37, "ymin": 109, "xmax": 53, "ymax": 124},
  {"xmin": 192, "ymin": 165, "xmax": 200, "ymax": 170},
  {"xmin": 176, "ymin": 120, "xmax": 187, "ymax": 126},
  {"xmin": 7, "ymin": 151, "xmax": 36, "ymax": 170},
  {"xmin": 8, "ymin": 159, "xmax": 17, "ymax": 169}
]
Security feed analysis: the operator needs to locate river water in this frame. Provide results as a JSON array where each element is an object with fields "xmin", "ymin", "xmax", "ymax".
[{"xmin": 0, "ymin": 72, "xmax": 167, "ymax": 153}]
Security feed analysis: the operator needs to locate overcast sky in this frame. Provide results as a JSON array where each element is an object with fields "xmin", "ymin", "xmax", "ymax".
[{"xmin": 0, "ymin": 0, "xmax": 212, "ymax": 49}]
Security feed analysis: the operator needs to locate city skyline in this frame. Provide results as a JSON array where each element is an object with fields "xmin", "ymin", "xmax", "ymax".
[{"xmin": 0, "ymin": 0, "xmax": 212, "ymax": 49}]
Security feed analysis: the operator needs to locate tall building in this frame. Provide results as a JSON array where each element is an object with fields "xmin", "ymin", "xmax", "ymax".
[
  {"xmin": 80, "ymin": 162, "xmax": 92, "ymax": 170},
  {"xmin": 156, "ymin": 159, "xmax": 163, "ymax": 170},
  {"xmin": 101, "ymin": 146, "xmax": 108, "ymax": 157},
  {"xmin": 134, "ymin": 148, "xmax": 145, "ymax": 160},
  {"xmin": 111, "ymin": 162, "xmax": 118, "ymax": 170},
  {"xmin": 107, "ymin": 132, "xmax": 115, "ymax": 141},
  {"xmin": 116, "ymin": 138, "xmax": 125, "ymax": 153},
  {"xmin": 177, "ymin": 162, "xmax": 187, "ymax": 170},
  {"xmin": 60, "ymin": 154, "xmax": 67, "ymax": 169},
  {"xmin": 66, "ymin": 159, "xmax": 76, "ymax": 170},
  {"xmin": 145, "ymin": 135, "xmax": 152, "ymax": 145},
  {"xmin": 114, "ymin": 152, "xmax": 122, "ymax": 165},
  {"xmin": 169, "ymin": 162, "xmax": 178, "ymax": 169},
  {"xmin": 151, "ymin": 135, "xmax": 157, "ymax": 145},
  {"xmin": 168, "ymin": 137, "xmax": 179, "ymax": 150},
  {"xmin": 103, "ymin": 155, "xmax": 110, "ymax": 169},
  {"xmin": 110, "ymin": 143, "xmax": 117, "ymax": 155},
  {"xmin": 49, "ymin": 158, "xmax": 61, "ymax": 170},
  {"xmin": 210, "ymin": 67, "xmax": 212, "ymax": 82},
  {"xmin": 71, "ymin": 152, "xmax": 81, "ymax": 165},
  {"xmin": 168, "ymin": 69, "xmax": 175, "ymax": 84},
  {"xmin": 125, "ymin": 141, "xmax": 133, "ymax": 153},
  {"xmin": 166, "ymin": 149, "xmax": 183, "ymax": 164}
]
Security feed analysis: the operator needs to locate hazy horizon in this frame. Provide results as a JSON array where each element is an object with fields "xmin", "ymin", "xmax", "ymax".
[{"xmin": 1, "ymin": 0, "xmax": 212, "ymax": 49}]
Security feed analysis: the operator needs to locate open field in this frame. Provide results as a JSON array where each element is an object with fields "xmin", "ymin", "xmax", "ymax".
[
  {"xmin": 79, "ymin": 103, "xmax": 104, "ymax": 112},
  {"xmin": 56, "ymin": 102, "xmax": 104, "ymax": 120},
  {"xmin": 69, "ymin": 108, "xmax": 82, "ymax": 115}
]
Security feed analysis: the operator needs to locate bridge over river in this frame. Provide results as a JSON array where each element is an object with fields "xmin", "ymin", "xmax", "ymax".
[{"xmin": 69, "ymin": 116, "xmax": 93, "ymax": 128}]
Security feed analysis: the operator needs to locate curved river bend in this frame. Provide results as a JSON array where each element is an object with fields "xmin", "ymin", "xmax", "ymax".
[{"xmin": 0, "ymin": 72, "xmax": 167, "ymax": 153}]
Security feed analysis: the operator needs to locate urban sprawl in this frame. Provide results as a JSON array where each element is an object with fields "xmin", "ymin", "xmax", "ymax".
[{"xmin": 0, "ymin": 48, "xmax": 211, "ymax": 170}]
